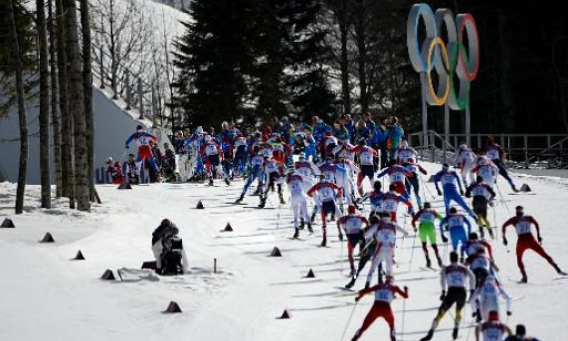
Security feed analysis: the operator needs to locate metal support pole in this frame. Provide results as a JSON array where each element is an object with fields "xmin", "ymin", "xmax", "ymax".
[
  {"xmin": 420, "ymin": 73, "xmax": 429, "ymax": 156},
  {"xmin": 465, "ymin": 105, "xmax": 471, "ymax": 146},
  {"xmin": 524, "ymin": 135, "xmax": 529, "ymax": 168},
  {"xmin": 444, "ymin": 104, "xmax": 450, "ymax": 163}
]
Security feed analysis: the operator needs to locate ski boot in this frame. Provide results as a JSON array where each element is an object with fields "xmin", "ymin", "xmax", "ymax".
[
  {"xmin": 437, "ymin": 256, "xmax": 443, "ymax": 267},
  {"xmin": 235, "ymin": 194, "xmax": 244, "ymax": 204},
  {"xmin": 299, "ymin": 219, "xmax": 305, "ymax": 230},
  {"xmin": 279, "ymin": 192, "xmax": 286, "ymax": 205},
  {"xmin": 452, "ymin": 326, "xmax": 459, "ymax": 340},
  {"xmin": 420, "ymin": 329, "xmax": 434, "ymax": 341},
  {"xmin": 350, "ymin": 264, "xmax": 356, "ymax": 277},
  {"xmin": 345, "ymin": 277, "xmax": 356, "ymax": 289},
  {"xmin": 426, "ymin": 256, "xmax": 432, "ymax": 268},
  {"xmin": 310, "ymin": 211, "xmax": 316, "ymax": 223},
  {"xmin": 330, "ymin": 214, "xmax": 335, "ymax": 222},
  {"xmin": 224, "ymin": 177, "xmax": 231, "ymax": 186},
  {"xmin": 321, "ymin": 236, "xmax": 327, "ymax": 247},
  {"xmin": 258, "ymin": 197, "xmax": 266, "ymax": 208},
  {"xmin": 307, "ymin": 223, "xmax": 313, "ymax": 233},
  {"xmin": 208, "ymin": 177, "xmax": 214, "ymax": 186},
  {"xmin": 293, "ymin": 229, "xmax": 299, "ymax": 239},
  {"xmin": 555, "ymin": 265, "xmax": 567, "ymax": 276},
  {"xmin": 512, "ymin": 184, "xmax": 519, "ymax": 193},
  {"xmin": 364, "ymin": 281, "xmax": 370, "ymax": 290}
]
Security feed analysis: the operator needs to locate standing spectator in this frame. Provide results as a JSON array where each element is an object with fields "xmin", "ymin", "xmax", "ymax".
[{"xmin": 387, "ymin": 116, "xmax": 405, "ymax": 162}]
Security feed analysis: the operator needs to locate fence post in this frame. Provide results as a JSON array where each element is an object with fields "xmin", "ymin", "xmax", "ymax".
[
  {"xmin": 138, "ymin": 78, "xmax": 144, "ymax": 120},
  {"xmin": 524, "ymin": 135, "xmax": 529, "ymax": 168},
  {"xmin": 430, "ymin": 131, "xmax": 435, "ymax": 163},
  {"xmin": 99, "ymin": 47, "xmax": 105, "ymax": 89},
  {"xmin": 125, "ymin": 70, "xmax": 131, "ymax": 110}
]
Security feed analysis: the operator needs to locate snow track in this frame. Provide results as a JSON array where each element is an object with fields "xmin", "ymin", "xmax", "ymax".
[{"xmin": 0, "ymin": 163, "xmax": 567, "ymax": 340}]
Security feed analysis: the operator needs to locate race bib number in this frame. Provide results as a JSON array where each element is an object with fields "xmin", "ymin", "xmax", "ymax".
[
  {"xmin": 384, "ymin": 200, "xmax": 397, "ymax": 212},
  {"xmin": 390, "ymin": 173, "xmax": 404, "ymax": 182}
]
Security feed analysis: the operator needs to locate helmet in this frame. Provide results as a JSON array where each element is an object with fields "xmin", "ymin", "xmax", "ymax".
[
  {"xmin": 401, "ymin": 140, "xmax": 408, "ymax": 148},
  {"xmin": 136, "ymin": 124, "xmax": 144, "ymax": 131},
  {"xmin": 106, "ymin": 157, "xmax": 113, "ymax": 163},
  {"xmin": 385, "ymin": 275, "xmax": 395, "ymax": 284},
  {"xmin": 373, "ymin": 181, "xmax": 382, "ymax": 191},
  {"xmin": 449, "ymin": 207, "xmax": 458, "ymax": 214},
  {"xmin": 348, "ymin": 205, "xmax": 356, "ymax": 214},
  {"xmin": 423, "ymin": 202, "xmax": 431, "ymax": 209},
  {"xmin": 204, "ymin": 134, "xmax": 212, "ymax": 143},
  {"xmin": 195, "ymin": 126, "xmax": 203, "ymax": 134},
  {"xmin": 460, "ymin": 143, "xmax": 467, "ymax": 149},
  {"xmin": 442, "ymin": 163, "xmax": 450, "ymax": 170}
]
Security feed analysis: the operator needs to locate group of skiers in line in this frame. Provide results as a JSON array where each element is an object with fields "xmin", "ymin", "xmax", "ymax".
[{"xmin": 119, "ymin": 117, "xmax": 562, "ymax": 341}]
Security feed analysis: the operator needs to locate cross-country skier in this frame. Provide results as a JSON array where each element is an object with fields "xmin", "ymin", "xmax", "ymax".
[
  {"xmin": 433, "ymin": 163, "xmax": 477, "ymax": 219},
  {"xmin": 307, "ymin": 175, "xmax": 343, "ymax": 246},
  {"xmin": 502, "ymin": 206, "xmax": 566, "ymax": 282},
  {"xmin": 258, "ymin": 156, "xmax": 286, "ymax": 208},
  {"xmin": 420, "ymin": 251, "xmax": 476, "ymax": 341},
  {"xmin": 472, "ymin": 156, "xmax": 499, "ymax": 189},
  {"xmin": 125, "ymin": 125, "xmax": 159, "ymax": 179},
  {"xmin": 475, "ymin": 311, "xmax": 512, "ymax": 341},
  {"xmin": 283, "ymin": 170, "xmax": 313, "ymax": 238},
  {"xmin": 440, "ymin": 207, "xmax": 473, "ymax": 262},
  {"xmin": 403, "ymin": 157, "xmax": 427, "ymax": 208},
  {"xmin": 350, "ymin": 139, "xmax": 379, "ymax": 196},
  {"xmin": 351, "ymin": 275, "xmax": 408, "ymax": 341},
  {"xmin": 365, "ymin": 213, "xmax": 409, "ymax": 288},
  {"xmin": 235, "ymin": 150, "xmax": 265, "ymax": 203},
  {"xmin": 412, "ymin": 202, "xmax": 443, "ymax": 267},
  {"xmin": 469, "ymin": 275, "xmax": 512, "ymax": 322},
  {"xmin": 481, "ymin": 136, "xmax": 518, "ymax": 192},
  {"xmin": 377, "ymin": 159, "xmax": 414, "ymax": 197},
  {"xmin": 201, "ymin": 134, "xmax": 231, "ymax": 186},
  {"xmin": 455, "ymin": 144, "xmax": 477, "ymax": 187},
  {"xmin": 125, "ymin": 153, "xmax": 140, "ymax": 184},
  {"xmin": 337, "ymin": 205, "xmax": 369, "ymax": 275},
  {"xmin": 466, "ymin": 176, "xmax": 497, "ymax": 238},
  {"xmin": 357, "ymin": 181, "xmax": 385, "ymax": 218},
  {"xmin": 345, "ymin": 215, "xmax": 381, "ymax": 289},
  {"xmin": 397, "ymin": 140, "xmax": 418, "ymax": 164},
  {"xmin": 376, "ymin": 183, "xmax": 414, "ymax": 222}
]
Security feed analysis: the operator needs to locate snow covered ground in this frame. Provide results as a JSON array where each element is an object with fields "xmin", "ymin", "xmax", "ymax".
[{"xmin": 1, "ymin": 162, "xmax": 567, "ymax": 341}]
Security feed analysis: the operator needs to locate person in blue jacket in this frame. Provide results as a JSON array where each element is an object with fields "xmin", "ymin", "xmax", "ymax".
[
  {"xmin": 433, "ymin": 163, "xmax": 477, "ymax": 219},
  {"xmin": 440, "ymin": 207, "xmax": 473, "ymax": 260}
]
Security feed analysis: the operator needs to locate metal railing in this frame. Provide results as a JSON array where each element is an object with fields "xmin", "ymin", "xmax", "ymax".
[{"xmin": 407, "ymin": 131, "xmax": 568, "ymax": 168}]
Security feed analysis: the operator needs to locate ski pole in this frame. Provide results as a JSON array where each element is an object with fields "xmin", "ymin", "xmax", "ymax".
[
  {"xmin": 400, "ymin": 296, "xmax": 407, "ymax": 341},
  {"xmin": 340, "ymin": 302, "xmax": 358, "ymax": 341},
  {"xmin": 495, "ymin": 182, "xmax": 511, "ymax": 214},
  {"xmin": 408, "ymin": 233, "xmax": 417, "ymax": 272}
]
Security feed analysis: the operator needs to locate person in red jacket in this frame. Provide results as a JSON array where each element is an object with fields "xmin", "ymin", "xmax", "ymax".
[
  {"xmin": 502, "ymin": 205, "xmax": 566, "ymax": 282},
  {"xmin": 351, "ymin": 275, "xmax": 408, "ymax": 341}
]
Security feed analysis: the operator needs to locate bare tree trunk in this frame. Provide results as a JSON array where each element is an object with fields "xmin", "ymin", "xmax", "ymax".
[
  {"xmin": 56, "ymin": 0, "xmax": 73, "ymax": 205},
  {"xmin": 80, "ymin": 0, "xmax": 96, "ymax": 202},
  {"xmin": 48, "ymin": 0, "xmax": 62, "ymax": 197},
  {"xmin": 354, "ymin": 0, "xmax": 368, "ymax": 113},
  {"xmin": 63, "ymin": 0, "xmax": 90, "ymax": 211},
  {"xmin": 339, "ymin": 0, "xmax": 351, "ymax": 116},
  {"xmin": 38, "ymin": 0, "xmax": 52, "ymax": 208},
  {"xmin": 7, "ymin": 0, "xmax": 28, "ymax": 214}
]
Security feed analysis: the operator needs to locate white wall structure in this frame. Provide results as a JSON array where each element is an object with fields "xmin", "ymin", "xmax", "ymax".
[{"xmin": 0, "ymin": 86, "xmax": 171, "ymax": 184}]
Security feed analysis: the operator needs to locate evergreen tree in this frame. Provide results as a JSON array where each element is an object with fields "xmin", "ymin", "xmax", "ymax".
[{"xmin": 173, "ymin": 0, "xmax": 256, "ymax": 128}]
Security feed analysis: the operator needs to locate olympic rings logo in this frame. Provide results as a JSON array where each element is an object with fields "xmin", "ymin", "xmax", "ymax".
[{"xmin": 407, "ymin": 4, "xmax": 479, "ymax": 110}]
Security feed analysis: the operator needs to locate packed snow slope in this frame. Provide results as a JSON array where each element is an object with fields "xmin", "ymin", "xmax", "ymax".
[{"xmin": 1, "ymin": 162, "xmax": 567, "ymax": 341}]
